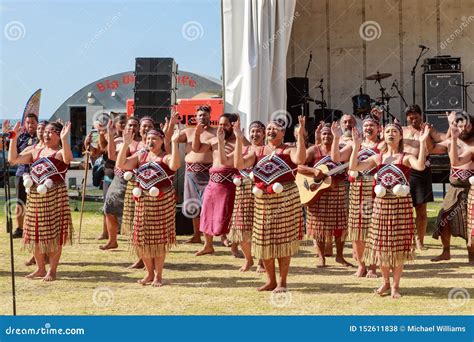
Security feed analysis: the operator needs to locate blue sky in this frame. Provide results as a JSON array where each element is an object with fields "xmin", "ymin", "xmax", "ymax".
[{"xmin": 0, "ymin": 0, "xmax": 222, "ymax": 119}]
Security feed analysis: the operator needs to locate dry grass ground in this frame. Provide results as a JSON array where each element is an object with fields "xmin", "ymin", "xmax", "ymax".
[{"xmin": 0, "ymin": 199, "xmax": 472, "ymax": 315}]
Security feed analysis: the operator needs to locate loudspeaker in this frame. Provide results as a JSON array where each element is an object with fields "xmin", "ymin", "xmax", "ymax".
[
  {"xmin": 423, "ymin": 72, "xmax": 465, "ymax": 112},
  {"xmin": 425, "ymin": 112, "xmax": 450, "ymax": 134},
  {"xmin": 135, "ymin": 57, "xmax": 177, "ymax": 74},
  {"xmin": 286, "ymin": 77, "xmax": 309, "ymax": 142},
  {"xmin": 134, "ymin": 57, "xmax": 178, "ymax": 122}
]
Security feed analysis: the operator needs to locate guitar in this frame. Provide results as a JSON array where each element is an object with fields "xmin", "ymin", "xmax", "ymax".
[{"xmin": 295, "ymin": 162, "xmax": 349, "ymax": 205}]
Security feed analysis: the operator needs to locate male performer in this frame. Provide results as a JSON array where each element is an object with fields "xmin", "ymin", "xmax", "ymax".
[
  {"xmin": 234, "ymin": 116, "xmax": 306, "ymax": 292},
  {"xmin": 169, "ymin": 105, "xmax": 216, "ymax": 244},
  {"xmin": 430, "ymin": 112, "xmax": 474, "ymax": 263},
  {"xmin": 403, "ymin": 105, "xmax": 451, "ymax": 249},
  {"xmin": 9, "ymin": 114, "xmax": 38, "ymax": 238}
]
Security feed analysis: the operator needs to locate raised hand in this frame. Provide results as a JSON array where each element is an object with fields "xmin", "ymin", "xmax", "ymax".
[
  {"xmin": 171, "ymin": 128, "xmax": 181, "ymax": 143},
  {"xmin": 107, "ymin": 119, "xmax": 115, "ymax": 138},
  {"xmin": 420, "ymin": 123, "xmax": 432, "ymax": 142},
  {"xmin": 352, "ymin": 127, "xmax": 362, "ymax": 146},
  {"xmin": 217, "ymin": 126, "xmax": 224, "ymax": 142},
  {"xmin": 450, "ymin": 123, "xmax": 460, "ymax": 140},
  {"xmin": 446, "ymin": 111, "xmax": 456, "ymax": 125},
  {"xmin": 170, "ymin": 111, "xmax": 180, "ymax": 126},
  {"xmin": 2, "ymin": 119, "xmax": 10, "ymax": 133},
  {"xmin": 12, "ymin": 121, "xmax": 21, "ymax": 137},
  {"xmin": 232, "ymin": 116, "xmax": 243, "ymax": 138},
  {"xmin": 298, "ymin": 115, "xmax": 306, "ymax": 129},
  {"xmin": 195, "ymin": 122, "xmax": 206, "ymax": 136},
  {"xmin": 122, "ymin": 127, "xmax": 134, "ymax": 145},
  {"xmin": 60, "ymin": 122, "xmax": 71, "ymax": 140},
  {"xmin": 331, "ymin": 121, "xmax": 341, "ymax": 138}
]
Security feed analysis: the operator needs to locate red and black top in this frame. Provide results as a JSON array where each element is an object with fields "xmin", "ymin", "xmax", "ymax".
[
  {"xmin": 134, "ymin": 151, "xmax": 175, "ymax": 190},
  {"xmin": 312, "ymin": 146, "xmax": 347, "ymax": 183},
  {"xmin": 30, "ymin": 148, "xmax": 68, "ymax": 184},
  {"xmin": 374, "ymin": 153, "xmax": 410, "ymax": 190},
  {"xmin": 252, "ymin": 144, "xmax": 297, "ymax": 185}
]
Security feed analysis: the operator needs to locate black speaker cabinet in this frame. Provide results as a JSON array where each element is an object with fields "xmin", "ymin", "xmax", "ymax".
[{"xmin": 423, "ymin": 72, "xmax": 465, "ymax": 112}]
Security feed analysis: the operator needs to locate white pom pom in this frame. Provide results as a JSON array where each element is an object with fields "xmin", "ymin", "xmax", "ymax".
[
  {"xmin": 44, "ymin": 178, "xmax": 53, "ymax": 189},
  {"xmin": 233, "ymin": 177, "xmax": 242, "ymax": 186},
  {"xmin": 348, "ymin": 170, "xmax": 359, "ymax": 178},
  {"xmin": 272, "ymin": 182, "xmax": 283, "ymax": 194},
  {"xmin": 374, "ymin": 173, "xmax": 378, "ymax": 180},
  {"xmin": 23, "ymin": 174, "xmax": 31, "ymax": 180},
  {"xmin": 25, "ymin": 188, "xmax": 30, "ymax": 194},
  {"xmin": 37, "ymin": 184, "xmax": 48, "ymax": 195},
  {"xmin": 23, "ymin": 178, "xmax": 33, "ymax": 189},
  {"xmin": 374, "ymin": 184, "xmax": 386, "ymax": 198},
  {"xmin": 252, "ymin": 186, "xmax": 263, "ymax": 197},
  {"xmin": 149, "ymin": 187, "xmax": 160, "ymax": 197},
  {"xmin": 401, "ymin": 184, "xmax": 411, "ymax": 196},
  {"xmin": 249, "ymin": 172, "xmax": 254, "ymax": 181},
  {"xmin": 132, "ymin": 187, "xmax": 142, "ymax": 198},
  {"xmin": 470, "ymin": 176, "xmax": 474, "ymax": 185},
  {"xmin": 124, "ymin": 171, "xmax": 133, "ymax": 181},
  {"xmin": 392, "ymin": 184, "xmax": 403, "ymax": 196}
]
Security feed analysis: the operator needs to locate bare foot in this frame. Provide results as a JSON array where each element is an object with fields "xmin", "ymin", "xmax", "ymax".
[
  {"xmin": 416, "ymin": 239, "xmax": 427, "ymax": 250},
  {"xmin": 374, "ymin": 282, "xmax": 391, "ymax": 296},
  {"xmin": 258, "ymin": 282, "xmax": 277, "ymax": 291},
  {"xmin": 195, "ymin": 247, "xmax": 215, "ymax": 256},
  {"xmin": 151, "ymin": 278, "xmax": 163, "ymax": 287},
  {"xmin": 231, "ymin": 245, "xmax": 244, "ymax": 258},
  {"xmin": 366, "ymin": 269, "xmax": 378, "ymax": 278},
  {"xmin": 317, "ymin": 256, "xmax": 326, "ymax": 268},
  {"xmin": 335, "ymin": 256, "xmax": 355, "ymax": 267},
  {"xmin": 42, "ymin": 272, "xmax": 56, "ymax": 282},
  {"xmin": 272, "ymin": 286, "xmax": 287, "ymax": 293},
  {"xmin": 137, "ymin": 275, "xmax": 153, "ymax": 285},
  {"xmin": 25, "ymin": 269, "xmax": 47, "ymax": 279},
  {"xmin": 256, "ymin": 265, "xmax": 266, "ymax": 273},
  {"xmin": 354, "ymin": 265, "xmax": 367, "ymax": 277},
  {"xmin": 221, "ymin": 238, "xmax": 231, "ymax": 247},
  {"xmin": 430, "ymin": 252, "xmax": 450, "ymax": 262},
  {"xmin": 128, "ymin": 259, "xmax": 144, "ymax": 269},
  {"xmin": 25, "ymin": 256, "xmax": 36, "ymax": 266},
  {"xmin": 99, "ymin": 242, "xmax": 118, "ymax": 250},
  {"xmin": 391, "ymin": 286, "xmax": 402, "ymax": 299},
  {"xmin": 184, "ymin": 236, "xmax": 202, "ymax": 244},
  {"xmin": 97, "ymin": 234, "xmax": 108, "ymax": 240},
  {"xmin": 239, "ymin": 260, "xmax": 254, "ymax": 272}
]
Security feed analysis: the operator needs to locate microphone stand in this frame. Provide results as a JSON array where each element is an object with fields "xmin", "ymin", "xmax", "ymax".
[
  {"xmin": 2, "ymin": 136, "xmax": 17, "ymax": 315},
  {"xmin": 392, "ymin": 81, "xmax": 409, "ymax": 107},
  {"xmin": 411, "ymin": 47, "xmax": 429, "ymax": 105}
]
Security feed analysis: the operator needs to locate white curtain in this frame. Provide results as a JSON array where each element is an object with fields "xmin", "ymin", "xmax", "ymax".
[{"xmin": 222, "ymin": 0, "xmax": 296, "ymax": 130}]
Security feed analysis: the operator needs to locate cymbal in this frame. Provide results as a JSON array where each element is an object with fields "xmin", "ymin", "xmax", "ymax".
[{"xmin": 366, "ymin": 72, "xmax": 392, "ymax": 81}]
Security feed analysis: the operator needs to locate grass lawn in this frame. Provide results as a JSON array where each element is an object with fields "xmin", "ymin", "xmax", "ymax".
[{"xmin": 0, "ymin": 199, "xmax": 472, "ymax": 315}]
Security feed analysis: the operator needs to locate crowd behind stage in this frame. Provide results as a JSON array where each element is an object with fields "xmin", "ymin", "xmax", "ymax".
[{"xmin": 3, "ymin": 103, "xmax": 474, "ymax": 298}]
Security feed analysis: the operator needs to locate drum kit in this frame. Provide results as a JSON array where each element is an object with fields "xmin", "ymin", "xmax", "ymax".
[{"xmin": 309, "ymin": 71, "xmax": 409, "ymax": 125}]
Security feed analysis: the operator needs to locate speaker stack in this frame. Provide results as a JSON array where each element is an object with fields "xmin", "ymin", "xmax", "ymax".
[
  {"xmin": 134, "ymin": 57, "xmax": 178, "ymax": 121},
  {"xmin": 422, "ymin": 55, "xmax": 465, "ymax": 183},
  {"xmin": 423, "ymin": 56, "xmax": 465, "ymax": 133}
]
